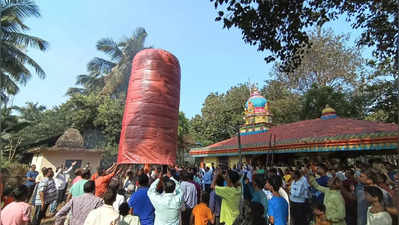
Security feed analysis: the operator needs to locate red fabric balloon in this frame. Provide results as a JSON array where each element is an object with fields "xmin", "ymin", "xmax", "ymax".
[{"xmin": 117, "ymin": 49, "xmax": 181, "ymax": 165}]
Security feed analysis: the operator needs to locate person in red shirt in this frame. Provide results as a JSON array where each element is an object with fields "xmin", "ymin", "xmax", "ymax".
[
  {"xmin": 1, "ymin": 188, "xmax": 14, "ymax": 209},
  {"xmin": 94, "ymin": 164, "xmax": 117, "ymax": 198},
  {"xmin": 91, "ymin": 167, "xmax": 102, "ymax": 181}
]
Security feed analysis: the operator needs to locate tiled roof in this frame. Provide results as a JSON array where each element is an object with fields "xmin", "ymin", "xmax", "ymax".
[{"xmin": 192, "ymin": 118, "xmax": 398, "ymax": 152}]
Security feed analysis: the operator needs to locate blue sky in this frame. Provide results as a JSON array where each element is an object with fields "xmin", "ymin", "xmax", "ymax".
[{"xmin": 15, "ymin": 0, "xmax": 359, "ymax": 118}]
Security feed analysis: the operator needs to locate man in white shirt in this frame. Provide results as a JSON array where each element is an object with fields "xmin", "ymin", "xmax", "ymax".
[
  {"xmin": 84, "ymin": 190, "xmax": 119, "ymax": 225},
  {"xmin": 180, "ymin": 171, "xmax": 197, "ymax": 225},
  {"xmin": 289, "ymin": 170, "xmax": 310, "ymax": 225},
  {"xmin": 53, "ymin": 162, "xmax": 76, "ymax": 208},
  {"xmin": 148, "ymin": 171, "xmax": 183, "ymax": 225}
]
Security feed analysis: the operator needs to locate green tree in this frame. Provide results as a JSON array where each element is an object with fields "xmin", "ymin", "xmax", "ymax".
[
  {"xmin": 14, "ymin": 102, "xmax": 45, "ymax": 122},
  {"xmin": 274, "ymin": 28, "xmax": 364, "ymax": 92},
  {"xmin": 0, "ymin": 106, "xmax": 31, "ymax": 161},
  {"xmin": 300, "ymin": 85, "xmax": 363, "ymax": 120},
  {"xmin": 364, "ymin": 79, "xmax": 398, "ymax": 123},
  {"xmin": 177, "ymin": 112, "xmax": 193, "ymax": 164},
  {"xmin": 211, "ymin": 0, "xmax": 398, "ymax": 72},
  {"xmin": 189, "ymin": 114, "xmax": 212, "ymax": 146},
  {"xmin": 93, "ymin": 96, "xmax": 124, "ymax": 145},
  {"xmin": 0, "ymin": 0, "xmax": 48, "ymax": 96},
  {"xmin": 190, "ymin": 84, "xmax": 250, "ymax": 145}
]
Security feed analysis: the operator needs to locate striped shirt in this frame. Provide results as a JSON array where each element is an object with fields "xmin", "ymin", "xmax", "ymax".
[
  {"xmin": 35, "ymin": 177, "xmax": 58, "ymax": 205},
  {"xmin": 55, "ymin": 193, "xmax": 103, "ymax": 225}
]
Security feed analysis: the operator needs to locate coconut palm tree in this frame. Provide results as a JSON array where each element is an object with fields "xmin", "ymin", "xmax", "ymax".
[
  {"xmin": 67, "ymin": 28, "xmax": 148, "ymax": 98},
  {"xmin": 14, "ymin": 101, "xmax": 45, "ymax": 121},
  {"xmin": 0, "ymin": 0, "xmax": 49, "ymax": 96}
]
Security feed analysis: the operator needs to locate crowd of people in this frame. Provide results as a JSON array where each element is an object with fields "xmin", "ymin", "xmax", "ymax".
[{"xmin": 0, "ymin": 158, "xmax": 398, "ymax": 225}]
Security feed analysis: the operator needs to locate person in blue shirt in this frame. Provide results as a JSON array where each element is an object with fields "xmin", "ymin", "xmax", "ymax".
[
  {"xmin": 128, "ymin": 173, "xmax": 155, "ymax": 225},
  {"xmin": 266, "ymin": 175, "xmax": 288, "ymax": 225},
  {"xmin": 203, "ymin": 167, "xmax": 213, "ymax": 193},
  {"xmin": 25, "ymin": 164, "xmax": 39, "ymax": 200},
  {"xmin": 246, "ymin": 174, "xmax": 268, "ymax": 219}
]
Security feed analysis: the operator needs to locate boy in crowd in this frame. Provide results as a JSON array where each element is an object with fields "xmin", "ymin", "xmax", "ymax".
[
  {"xmin": 191, "ymin": 192, "xmax": 214, "ymax": 225},
  {"xmin": 311, "ymin": 203, "xmax": 331, "ymax": 225}
]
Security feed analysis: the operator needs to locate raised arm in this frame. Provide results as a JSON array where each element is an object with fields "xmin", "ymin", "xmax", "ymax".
[
  {"xmin": 170, "ymin": 176, "xmax": 183, "ymax": 201},
  {"xmin": 102, "ymin": 167, "xmax": 117, "ymax": 183},
  {"xmin": 308, "ymin": 176, "xmax": 329, "ymax": 193},
  {"xmin": 64, "ymin": 162, "xmax": 76, "ymax": 174},
  {"xmin": 54, "ymin": 168, "xmax": 62, "ymax": 178},
  {"xmin": 147, "ymin": 178, "xmax": 160, "ymax": 201}
]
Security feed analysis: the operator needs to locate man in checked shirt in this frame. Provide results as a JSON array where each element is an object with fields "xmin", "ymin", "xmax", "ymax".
[{"xmin": 55, "ymin": 180, "xmax": 103, "ymax": 225}]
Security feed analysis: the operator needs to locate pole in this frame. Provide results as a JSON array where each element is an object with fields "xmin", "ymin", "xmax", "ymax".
[{"xmin": 237, "ymin": 126, "xmax": 242, "ymax": 167}]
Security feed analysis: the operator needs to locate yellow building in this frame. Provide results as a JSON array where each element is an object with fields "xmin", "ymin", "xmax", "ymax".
[{"xmin": 29, "ymin": 128, "xmax": 104, "ymax": 171}]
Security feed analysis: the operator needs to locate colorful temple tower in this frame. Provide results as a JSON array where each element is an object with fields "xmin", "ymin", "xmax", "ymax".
[{"xmin": 240, "ymin": 88, "xmax": 272, "ymax": 135}]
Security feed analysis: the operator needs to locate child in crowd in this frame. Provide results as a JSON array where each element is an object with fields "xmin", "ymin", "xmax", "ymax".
[
  {"xmin": 1, "ymin": 187, "xmax": 14, "ymax": 209},
  {"xmin": 265, "ymin": 176, "xmax": 288, "ymax": 225},
  {"xmin": 191, "ymin": 192, "xmax": 214, "ymax": 225},
  {"xmin": 117, "ymin": 202, "xmax": 141, "ymax": 225},
  {"xmin": 311, "ymin": 203, "xmax": 331, "ymax": 225},
  {"xmin": 365, "ymin": 186, "xmax": 392, "ymax": 225}
]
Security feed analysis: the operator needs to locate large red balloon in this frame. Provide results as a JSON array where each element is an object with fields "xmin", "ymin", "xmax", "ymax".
[{"xmin": 117, "ymin": 49, "xmax": 181, "ymax": 165}]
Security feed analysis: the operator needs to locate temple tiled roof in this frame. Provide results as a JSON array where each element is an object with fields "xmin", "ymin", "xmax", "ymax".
[{"xmin": 190, "ymin": 118, "xmax": 398, "ymax": 156}]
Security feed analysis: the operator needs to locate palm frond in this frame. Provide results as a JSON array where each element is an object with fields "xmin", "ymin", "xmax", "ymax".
[
  {"xmin": 65, "ymin": 87, "xmax": 87, "ymax": 96},
  {"xmin": 3, "ymin": 41, "xmax": 46, "ymax": 78},
  {"xmin": 96, "ymin": 38, "xmax": 123, "ymax": 61},
  {"xmin": 0, "ymin": 72, "xmax": 19, "ymax": 95},
  {"xmin": 3, "ymin": 31, "xmax": 49, "ymax": 50},
  {"xmin": 87, "ymin": 57, "xmax": 116, "ymax": 74},
  {"xmin": 75, "ymin": 74, "xmax": 92, "ymax": 86},
  {"xmin": 101, "ymin": 28, "xmax": 148, "ymax": 96},
  {"xmin": 1, "ymin": 14, "xmax": 29, "ymax": 31},
  {"xmin": 0, "ymin": 45, "xmax": 32, "ymax": 83},
  {"xmin": 1, "ymin": 0, "xmax": 40, "ymax": 19}
]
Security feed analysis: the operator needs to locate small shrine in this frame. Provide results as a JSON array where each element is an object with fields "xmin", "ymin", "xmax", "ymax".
[
  {"xmin": 29, "ymin": 128, "xmax": 104, "ymax": 171},
  {"xmin": 240, "ymin": 87, "xmax": 272, "ymax": 135}
]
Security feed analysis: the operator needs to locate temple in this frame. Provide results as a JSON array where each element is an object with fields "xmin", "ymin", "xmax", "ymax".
[{"xmin": 189, "ymin": 89, "xmax": 399, "ymax": 167}]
